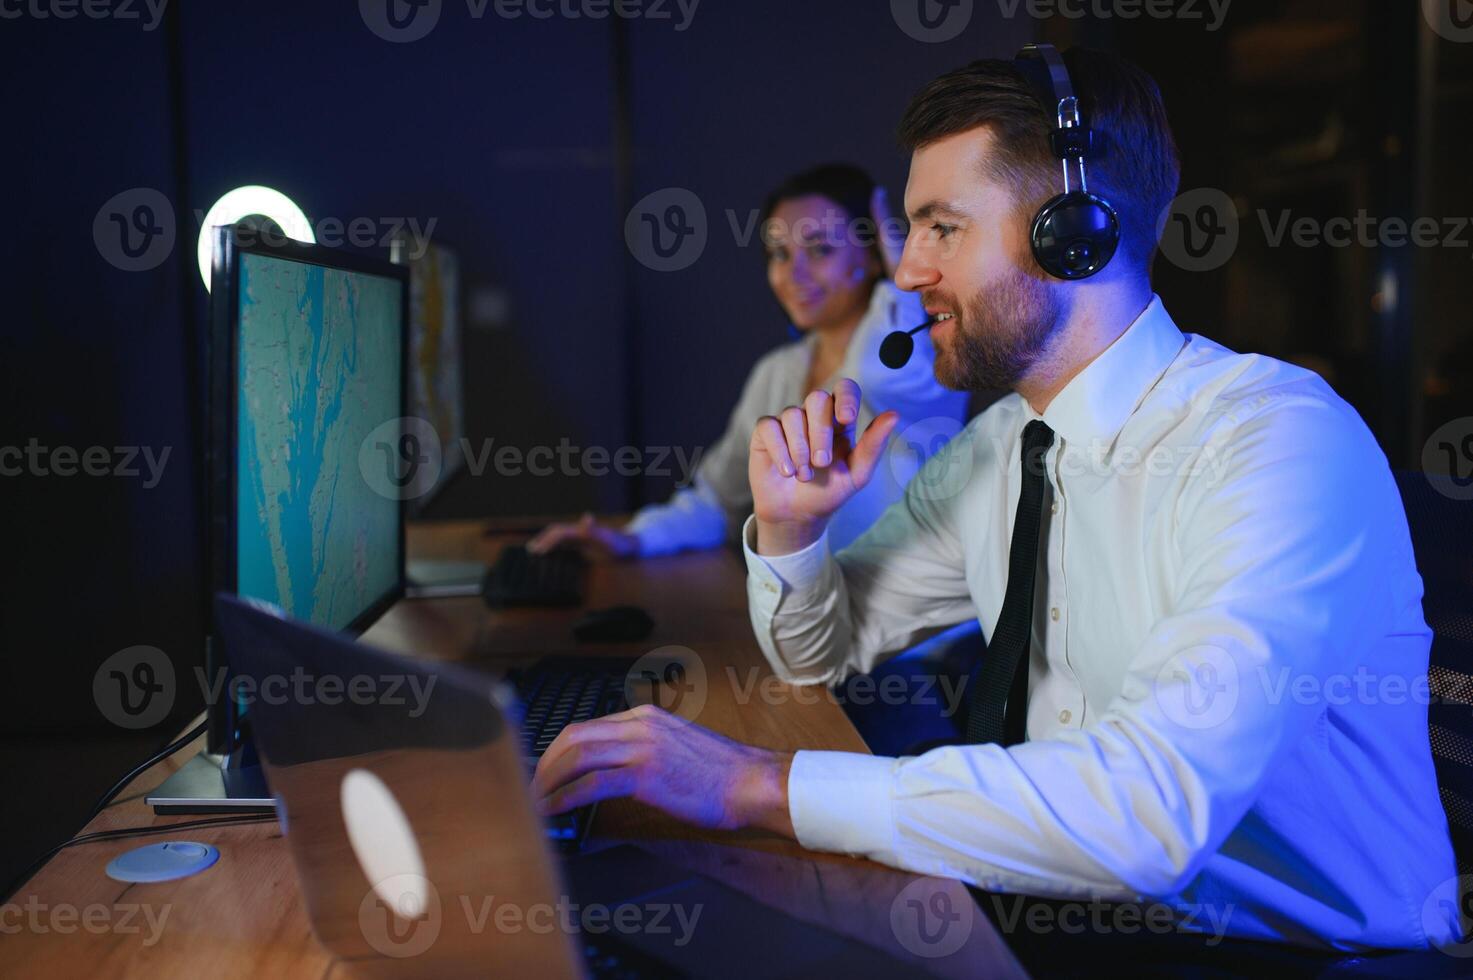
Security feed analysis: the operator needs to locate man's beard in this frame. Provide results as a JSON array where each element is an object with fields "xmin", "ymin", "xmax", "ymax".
[{"xmin": 930, "ymin": 266, "xmax": 1063, "ymax": 392}]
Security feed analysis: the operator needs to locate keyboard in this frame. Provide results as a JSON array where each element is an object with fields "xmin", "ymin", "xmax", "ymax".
[
  {"xmin": 578, "ymin": 932, "xmax": 679, "ymax": 979},
  {"xmin": 483, "ymin": 544, "xmax": 586, "ymax": 608},
  {"xmin": 507, "ymin": 657, "xmax": 634, "ymax": 849}
]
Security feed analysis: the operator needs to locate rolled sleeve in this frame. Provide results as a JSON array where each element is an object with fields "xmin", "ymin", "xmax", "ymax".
[{"xmin": 788, "ymin": 750, "xmax": 900, "ymax": 863}]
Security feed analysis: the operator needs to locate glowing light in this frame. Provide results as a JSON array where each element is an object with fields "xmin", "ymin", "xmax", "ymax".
[{"xmin": 196, "ymin": 185, "xmax": 313, "ymax": 291}]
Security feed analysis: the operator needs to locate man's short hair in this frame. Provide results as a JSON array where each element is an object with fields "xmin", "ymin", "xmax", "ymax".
[{"xmin": 897, "ymin": 48, "xmax": 1180, "ymax": 271}]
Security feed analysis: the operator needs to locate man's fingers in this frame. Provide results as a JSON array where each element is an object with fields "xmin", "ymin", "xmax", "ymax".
[
  {"xmin": 780, "ymin": 406, "xmax": 812, "ymax": 481},
  {"xmin": 849, "ymin": 410, "xmax": 900, "ymax": 488},
  {"xmin": 752, "ymin": 416, "xmax": 795, "ymax": 478},
  {"xmin": 527, "ymin": 523, "xmax": 579, "ymax": 554},
  {"xmin": 832, "ymin": 378, "xmax": 862, "ymax": 426},
  {"xmin": 531, "ymin": 737, "xmax": 643, "ymax": 802},
  {"xmin": 539, "ymin": 767, "xmax": 639, "ymax": 816},
  {"xmin": 804, "ymin": 389, "xmax": 835, "ymax": 468},
  {"xmin": 533, "ymin": 713, "xmax": 646, "ymax": 785}
]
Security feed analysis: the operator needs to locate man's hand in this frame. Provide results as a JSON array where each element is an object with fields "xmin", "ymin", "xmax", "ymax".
[
  {"xmin": 530, "ymin": 704, "xmax": 795, "ymax": 837},
  {"xmin": 527, "ymin": 512, "xmax": 640, "ymax": 559},
  {"xmin": 749, "ymin": 378, "xmax": 899, "ymax": 556}
]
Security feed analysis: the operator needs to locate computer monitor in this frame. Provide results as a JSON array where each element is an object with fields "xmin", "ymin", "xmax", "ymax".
[
  {"xmin": 148, "ymin": 224, "xmax": 409, "ymax": 812},
  {"xmin": 223, "ymin": 231, "xmax": 406, "ymax": 630},
  {"xmin": 391, "ymin": 233, "xmax": 464, "ymax": 512}
]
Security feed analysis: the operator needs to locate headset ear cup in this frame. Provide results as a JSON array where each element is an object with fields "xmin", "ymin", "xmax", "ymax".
[{"xmin": 1030, "ymin": 192, "xmax": 1121, "ymax": 280}]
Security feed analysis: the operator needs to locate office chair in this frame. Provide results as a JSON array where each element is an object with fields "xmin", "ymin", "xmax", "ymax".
[
  {"xmin": 1395, "ymin": 471, "xmax": 1473, "ymax": 880},
  {"xmin": 1316, "ymin": 473, "xmax": 1473, "ymax": 976}
]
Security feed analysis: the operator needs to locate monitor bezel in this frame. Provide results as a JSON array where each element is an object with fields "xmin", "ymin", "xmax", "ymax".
[{"xmin": 206, "ymin": 224, "xmax": 410, "ymax": 750}]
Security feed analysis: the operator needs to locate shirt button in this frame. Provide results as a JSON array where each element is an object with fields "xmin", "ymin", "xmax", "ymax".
[
  {"xmin": 1059, "ymin": 709, "xmax": 1072, "ymax": 725},
  {"xmin": 1050, "ymin": 501, "xmax": 1059, "ymax": 515},
  {"xmin": 1050, "ymin": 607, "xmax": 1060, "ymax": 622},
  {"xmin": 764, "ymin": 582, "xmax": 778, "ymax": 594}
]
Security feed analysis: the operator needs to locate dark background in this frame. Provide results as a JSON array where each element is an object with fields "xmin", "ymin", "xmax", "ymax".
[{"xmin": 1, "ymin": 0, "xmax": 1469, "ymax": 893}]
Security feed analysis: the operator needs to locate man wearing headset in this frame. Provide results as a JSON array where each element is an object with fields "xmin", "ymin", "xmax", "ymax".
[{"xmin": 533, "ymin": 47, "xmax": 1458, "ymax": 955}]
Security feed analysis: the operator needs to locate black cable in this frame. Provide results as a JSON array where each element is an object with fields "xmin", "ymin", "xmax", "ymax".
[
  {"xmin": 81, "ymin": 718, "xmax": 209, "ymax": 828},
  {"xmin": 64, "ymin": 813, "xmax": 277, "ymax": 849},
  {"xmin": 4, "ymin": 719, "xmax": 223, "ymax": 903},
  {"xmin": 3, "ymin": 813, "xmax": 277, "ymax": 903}
]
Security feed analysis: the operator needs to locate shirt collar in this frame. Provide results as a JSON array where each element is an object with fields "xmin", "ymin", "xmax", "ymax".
[
  {"xmin": 869, "ymin": 277, "xmax": 909, "ymax": 328},
  {"xmin": 1027, "ymin": 295, "xmax": 1185, "ymax": 453}
]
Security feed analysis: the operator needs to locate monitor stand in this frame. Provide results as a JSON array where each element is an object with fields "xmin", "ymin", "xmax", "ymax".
[
  {"xmin": 404, "ymin": 557, "xmax": 486, "ymax": 599},
  {"xmin": 146, "ymin": 752, "xmax": 273, "ymax": 814}
]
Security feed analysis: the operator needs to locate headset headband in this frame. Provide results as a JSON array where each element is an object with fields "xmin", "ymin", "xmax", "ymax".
[
  {"xmin": 1015, "ymin": 44, "xmax": 1075, "ymax": 121},
  {"xmin": 1014, "ymin": 43, "xmax": 1093, "ymax": 193}
]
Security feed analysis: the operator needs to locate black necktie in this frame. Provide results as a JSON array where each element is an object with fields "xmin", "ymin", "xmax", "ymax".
[{"xmin": 965, "ymin": 419, "xmax": 1055, "ymax": 746}]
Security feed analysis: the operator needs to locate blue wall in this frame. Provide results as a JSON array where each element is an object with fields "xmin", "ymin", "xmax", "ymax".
[
  {"xmin": 0, "ymin": 1, "xmax": 1027, "ymax": 734},
  {"xmin": 3, "ymin": 13, "xmax": 198, "ymax": 732}
]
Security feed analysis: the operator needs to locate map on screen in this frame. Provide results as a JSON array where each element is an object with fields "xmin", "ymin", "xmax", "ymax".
[{"xmin": 235, "ymin": 252, "xmax": 402, "ymax": 630}]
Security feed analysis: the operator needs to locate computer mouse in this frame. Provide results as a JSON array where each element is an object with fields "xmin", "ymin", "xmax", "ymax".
[{"xmin": 572, "ymin": 605, "xmax": 655, "ymax": 643}]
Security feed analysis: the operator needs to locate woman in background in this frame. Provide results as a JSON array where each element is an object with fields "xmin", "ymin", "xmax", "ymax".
[{"xmin": 529, "ymin": 163, "xmax": 967, "ymax": 558}]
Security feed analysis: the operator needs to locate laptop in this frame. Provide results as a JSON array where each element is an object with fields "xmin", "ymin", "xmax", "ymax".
[{"xmin": 210, "ymin": 594, "xmax": 923, "ymax": 978}]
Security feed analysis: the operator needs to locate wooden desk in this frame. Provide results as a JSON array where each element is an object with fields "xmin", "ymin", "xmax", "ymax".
[{"xmin": 1, "ymin": 521, "xmax": 1025, "ymax": 979}]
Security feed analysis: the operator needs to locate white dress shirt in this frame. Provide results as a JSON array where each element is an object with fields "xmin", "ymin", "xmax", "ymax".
[
  {"xmin": 628, "ymin": 280, "xmax": 968, "ymax": 556},
  {"xmin": 744, "ymin": 296, "xmax": 1458, "ymax": 951}
]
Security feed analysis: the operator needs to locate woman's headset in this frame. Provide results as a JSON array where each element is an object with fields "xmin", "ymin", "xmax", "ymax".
[{"xmin": 1013, "ymin": 44, "xmax": 1120, "ymax": 280}]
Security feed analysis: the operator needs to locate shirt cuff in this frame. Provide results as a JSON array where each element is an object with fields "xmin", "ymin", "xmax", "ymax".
[
  {"xmin": 740, "ymin": 514, "xmax": 832, "ymax": 593},
  {"xmin": 626, "ymin": 508, "xmax": 675, "ymax": 559},
  {"xmin": 788, "ymin": 750, "xmax": 899, "ymax": 863}
]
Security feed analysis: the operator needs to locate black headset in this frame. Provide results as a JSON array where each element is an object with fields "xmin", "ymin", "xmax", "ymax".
[{"xmin": 1013, "ymin": 44, "xmax": 1120, "ymax": 280}]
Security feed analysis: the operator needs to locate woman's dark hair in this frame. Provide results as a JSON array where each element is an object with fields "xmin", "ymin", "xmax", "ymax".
[{"xmin": 758, "ymin": 163, "xmax": 884, "ymax": 268}]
